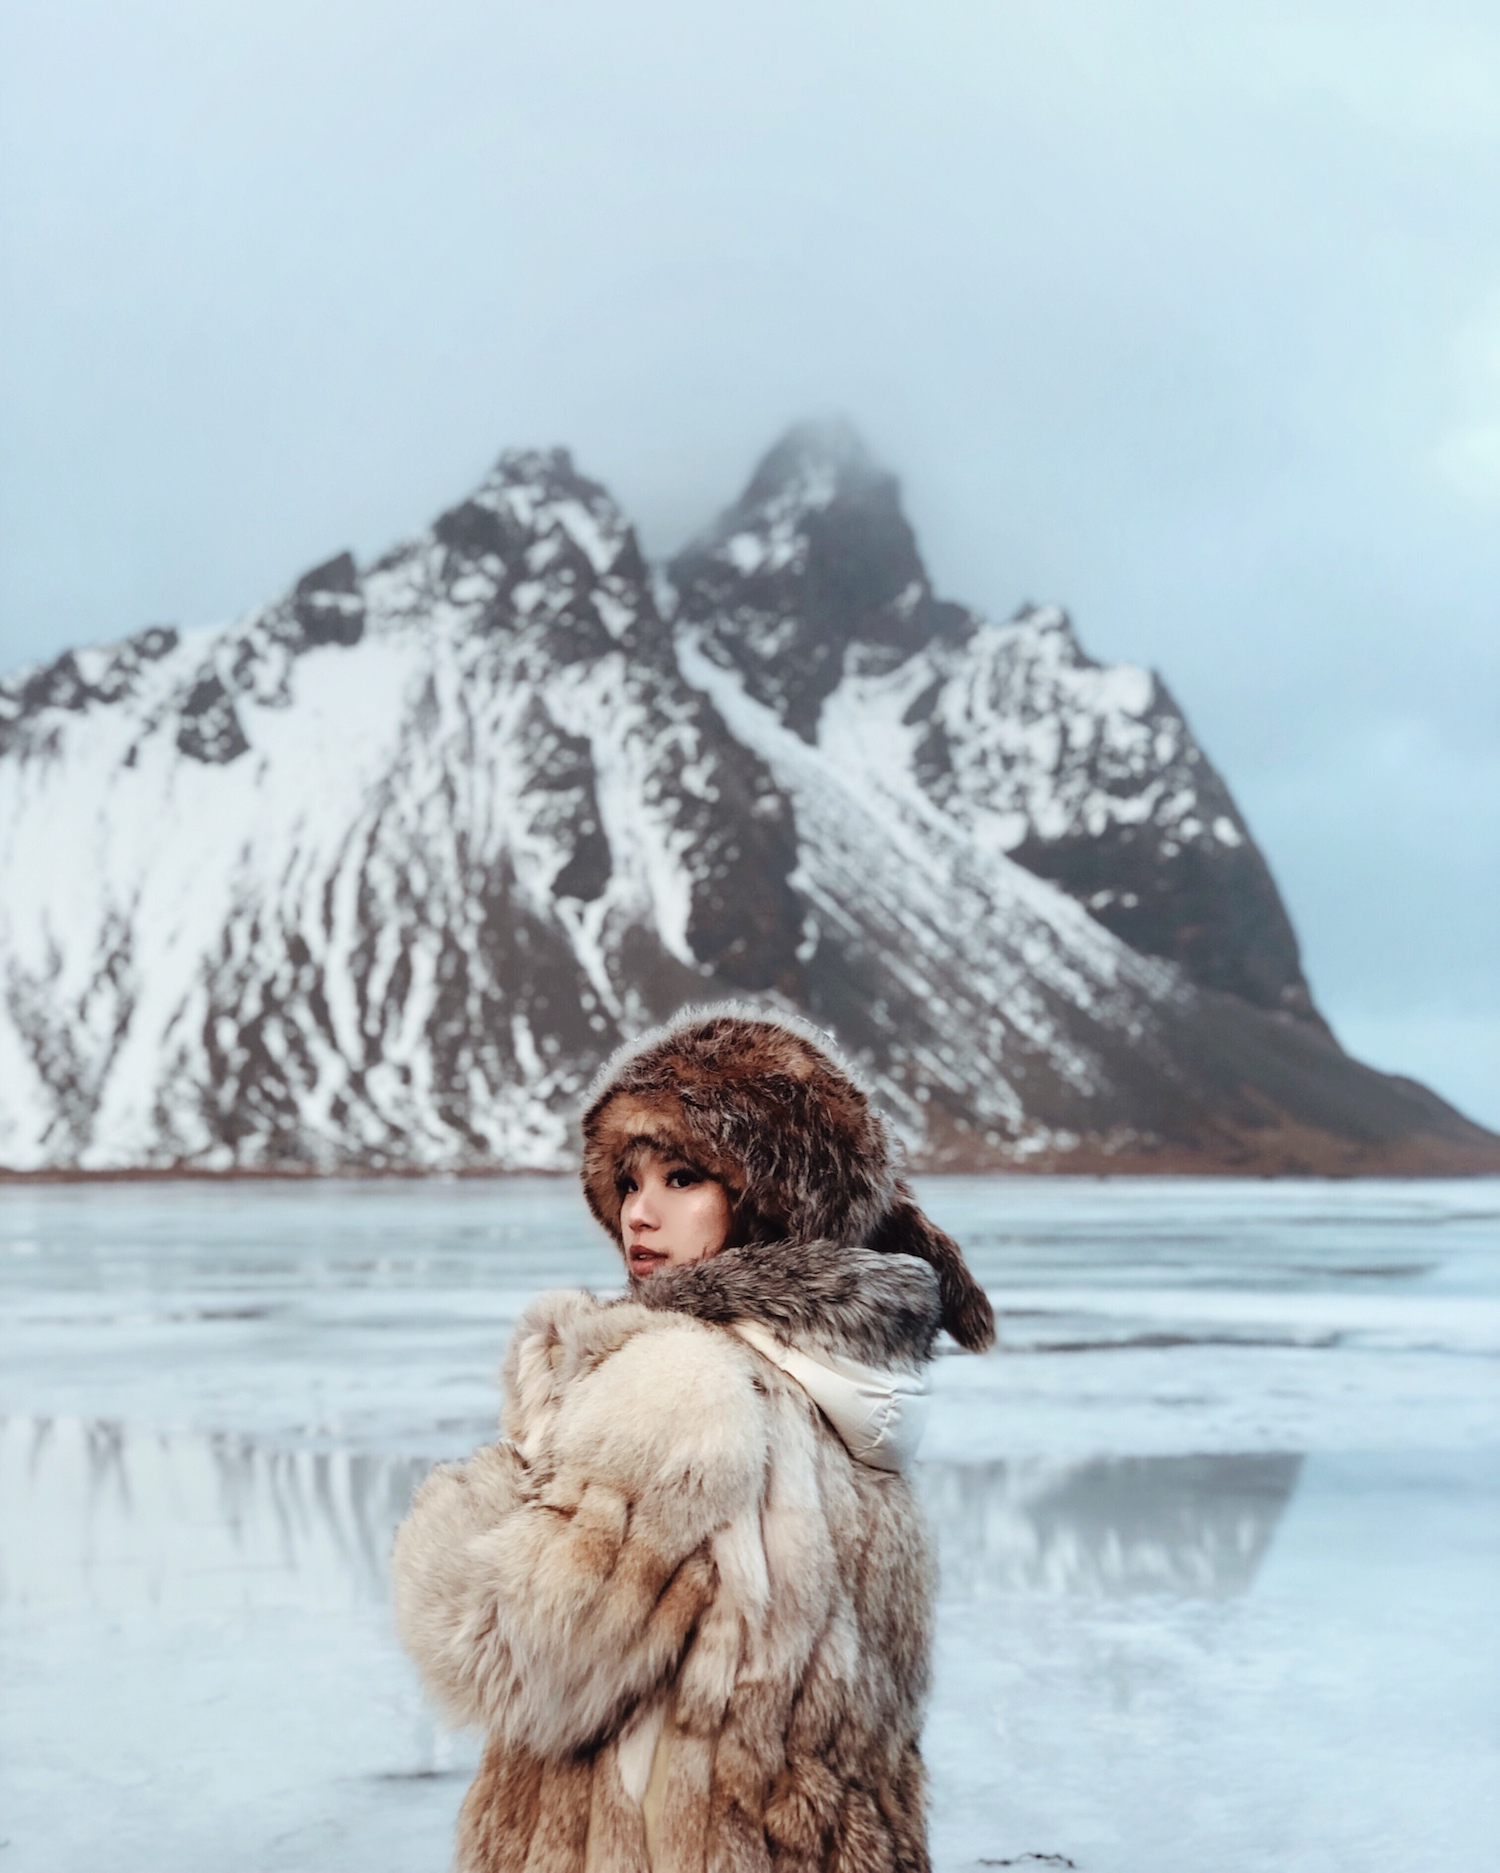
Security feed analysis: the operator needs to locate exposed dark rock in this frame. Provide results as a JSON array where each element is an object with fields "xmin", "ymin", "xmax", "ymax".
[
  {"xmin": 0, "ymin": 626, "xmax": 179, "ymax": 757},
  {"xmin": 175, "ymin": 673, "xmax": 250, "ymax": 765},
  {"xmin": 293, "ymin": 551, "xmax": 365, "ymax": 647}
]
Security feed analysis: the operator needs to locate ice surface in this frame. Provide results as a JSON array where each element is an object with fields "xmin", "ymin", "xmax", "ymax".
[{"xmin": 2, "ymin": 1177, "xmax": 1497, "ymax": 1871}]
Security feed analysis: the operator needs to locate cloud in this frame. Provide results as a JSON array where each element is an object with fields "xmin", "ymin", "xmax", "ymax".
[
  {"xmin": 1434, "ymin": 422, "xmax": 1500, "ymax": 502},
  {"xmin": 1227, "ymin": 1, "xmax": 1500, "ymax": 144},
  {"xmin": 1432, "ymin": 301, "xmax": 1500, "ymax": 502}
]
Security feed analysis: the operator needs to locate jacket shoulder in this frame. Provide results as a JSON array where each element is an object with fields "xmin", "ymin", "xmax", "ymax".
[
  {"xmin": 556, "ymin": 1310, "xmax": 769, "ymax": 1509},
  {"xmin": 503, "ymin": 1290, "xmax": 770, "ymax": 1510},
  {"xmin": 500, "ymin": 1287, "xmax": 631, "ymax": 1443}
]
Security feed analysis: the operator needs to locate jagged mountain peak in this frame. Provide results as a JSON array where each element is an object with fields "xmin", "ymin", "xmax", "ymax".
[
  {"xmin": 671, "ymin": 418, "xmax": 970, "ymax": 741},
  {"xmin": 739, "ymin": 416, "xmax": 889, "ymax": 508},
  {"xmin": 468, "ymin": 444, "xmax": 630, "ymax": 548},
  {"xmin": 419, "ymin": 444, "xmax": 651, "ymax": 609}
]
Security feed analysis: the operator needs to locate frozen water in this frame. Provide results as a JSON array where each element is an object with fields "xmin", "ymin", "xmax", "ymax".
[{"xmin": 1, "ymin": 1177, "xmax": 1497, "ymax": 1871}]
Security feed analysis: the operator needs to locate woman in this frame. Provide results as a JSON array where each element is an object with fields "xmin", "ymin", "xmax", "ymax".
[{"xmin": 392, "ymin": 1007, "xmax": 994, "ymax": 1873}]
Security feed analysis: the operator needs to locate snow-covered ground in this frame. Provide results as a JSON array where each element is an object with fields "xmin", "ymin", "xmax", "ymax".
[{"xmin": 2, "ymin": 1178, "xmax": 1496, "ymax": 1871}]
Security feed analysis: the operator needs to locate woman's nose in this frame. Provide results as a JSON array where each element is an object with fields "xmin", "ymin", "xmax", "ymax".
[{"xmin": 624, "ymin": 1190, "xmax": 658, "ymax": 1232}]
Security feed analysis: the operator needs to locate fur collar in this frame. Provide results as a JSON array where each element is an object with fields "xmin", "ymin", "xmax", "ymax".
[{"xmin": 630, "ymin": 1236, "xmax": 941, "ymax": 1371}]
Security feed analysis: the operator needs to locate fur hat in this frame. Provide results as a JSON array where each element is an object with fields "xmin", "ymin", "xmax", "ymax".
[{"xmin": 580, "ymin": 1006, "xmax": 995, "ymax": 1352}]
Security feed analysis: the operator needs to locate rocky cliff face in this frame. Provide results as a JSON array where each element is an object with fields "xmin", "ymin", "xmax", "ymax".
[
  {"xmin": 1, "ymin": 424, "xmax": 1493, "ymax": 1173},
  {"xmin": 673, "ymin": 422, "xmax": 1316, "ymax": 1025}
]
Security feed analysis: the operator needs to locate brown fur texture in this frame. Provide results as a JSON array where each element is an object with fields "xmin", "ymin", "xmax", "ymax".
[
  {"xmin": 582, "ymin": 1006, "xmax": 993, "ymax": 1352},
  {"xmin": 634, "ymin": 1234, "xmax": 939, "ymax": 1371},
  {"xmin": 393, "ymin": 1008, "xmax": 996, "ymax": 1871}
]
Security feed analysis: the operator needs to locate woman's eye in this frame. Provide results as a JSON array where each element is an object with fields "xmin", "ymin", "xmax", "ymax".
[
  {"xmin": 665, "ymin": 1168, "xmax": 701, "ymax": 1188},
  {"xmin": 617, "ymin": 1177, "xmax": 637, "ymax": 1196}
]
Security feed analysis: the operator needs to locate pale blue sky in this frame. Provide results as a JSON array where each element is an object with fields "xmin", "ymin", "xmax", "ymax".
[{"xmin": 2, "ymin": 0, "xmax": 1497, "ymax": 1124}]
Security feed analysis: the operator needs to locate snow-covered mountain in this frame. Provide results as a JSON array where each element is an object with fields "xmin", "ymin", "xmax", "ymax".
[{"xmin": 1, "ymin": 424, "xmax": 1493, "ymax": 1174}]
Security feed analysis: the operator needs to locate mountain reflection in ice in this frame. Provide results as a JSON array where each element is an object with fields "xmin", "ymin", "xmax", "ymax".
[
  {"xmin": 919, "ymin": 1453, "xmax": 1301, "ymax": 1599},
  {"xmin": 0, "ymin": 1415, "xmax": 1299, "ymax": 1612},
  {"xmin": 0, "ymin": 1416, "xmax": 429, "ymax": 1612}
]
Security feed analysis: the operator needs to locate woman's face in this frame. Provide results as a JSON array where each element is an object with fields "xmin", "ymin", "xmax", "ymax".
[{"xmin": 618, "ymin": 1155, "xmax": 731, "ymax": 1279}]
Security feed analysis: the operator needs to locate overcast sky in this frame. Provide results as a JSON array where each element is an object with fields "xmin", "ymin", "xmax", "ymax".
[{"xmin": 2, "ymin": 0, "xmax": 1497, "ymax": 1125}]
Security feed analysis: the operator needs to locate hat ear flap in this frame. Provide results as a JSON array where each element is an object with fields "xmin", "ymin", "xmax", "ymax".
[{"xmin": 868, "ymin": 1185, "xmax": 995, "ymax": 1352}]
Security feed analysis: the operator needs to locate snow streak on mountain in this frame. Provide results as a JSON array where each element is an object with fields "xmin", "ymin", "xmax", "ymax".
[{"xmin": 1, "ymin": 424, "xmax": 1493, "ymax": 1173}]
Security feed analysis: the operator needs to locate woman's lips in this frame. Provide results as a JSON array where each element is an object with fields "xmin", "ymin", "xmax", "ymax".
[{"xmin": 627, "ymin": 1244, "xmax": 667, "ymax": 1276}]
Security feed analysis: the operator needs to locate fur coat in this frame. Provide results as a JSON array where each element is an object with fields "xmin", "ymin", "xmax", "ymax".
[{"xmin": 392, "ymin": 1009, "xmax": 994, "ymax": 1873}]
